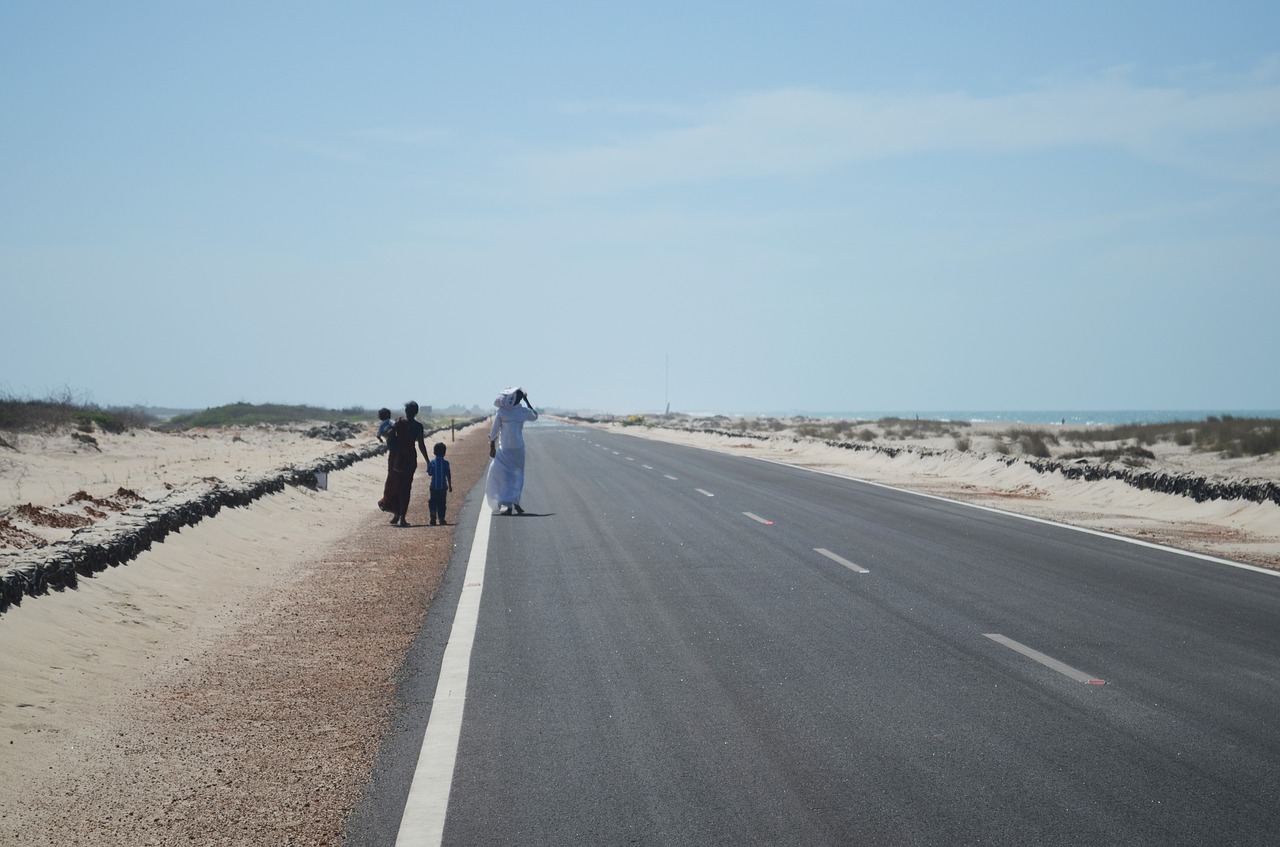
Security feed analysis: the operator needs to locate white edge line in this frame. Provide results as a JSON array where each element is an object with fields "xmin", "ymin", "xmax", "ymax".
[
  {"xmin": 395, "ymin": 503, "xmax": 493, "ymax": 846},
  {"xmin": 744, "ymin": 457, "xmax": 1280, "ymax": 579},
  {"xmin": 814, "ymin": 547, "xmax": 870, "ymax": 574},
  {"xmin": 984, "ymin": 633, "xmax": 1105, "ymax": 685}
]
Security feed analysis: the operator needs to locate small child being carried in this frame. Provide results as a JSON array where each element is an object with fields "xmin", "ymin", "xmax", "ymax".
[{"xmin": 376, "ymin": 407, "xmax": 398, "ymax": 513}]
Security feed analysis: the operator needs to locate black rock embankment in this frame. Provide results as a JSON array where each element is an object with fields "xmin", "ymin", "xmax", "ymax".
[
  {"xmin": 0, "ymin": 419, "xmax": 485, "ymax": 614},
  {"xmin": 653, "ymin": 425, "xmax": 1280, "ymax": 508},
  {"xmin": 1012, "ymin": 455, "xmax": 1280, "ymax": 506},
  {"xmin": 304, "ymin": 421, "xmax": 367, "ymax": 441},
  {"xmin": 0, "ymin": 442, "xmax": 382, "ymax": 613}
]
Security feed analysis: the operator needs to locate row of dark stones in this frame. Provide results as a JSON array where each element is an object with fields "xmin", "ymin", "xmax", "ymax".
[
  {"xmin": 662, "ymin": 426, "xmax": 1280, "ymax": 507},
  {"xmin": 1013, "ymin": 455, "xmax": 1280, "ymax": 506},
  {"xmin": 0, "ymin": 444, "xmax": 388, "ymax": 614},
  {"xmin": 0, "ymin": 418, "xmax": 487, "ymax": 614},
  {"xmin": 305, "ymin": 421, "xmax": 367, "ymax": 441}
]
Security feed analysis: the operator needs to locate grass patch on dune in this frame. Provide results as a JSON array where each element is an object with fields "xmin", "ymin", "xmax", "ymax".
[
  {"xmin": 991, "ymin": 429, "xmax": 1060, "ymax": 458},
  {"xmin": 1061, "ymin": 416, "xmax": 1280, "ymax": 459},
  {"xmin": 795, "ymin": 419, "xmax": 866, "ymax": 440},
  {"xmin": 0, "ymin": 391, "xmax": 157, "ymax": 434},
  {"xmin": 589, "ymin": 411, "xmax": 1280, "ymax": 460},
  {"xmin": 877, "ymin": 417, "xmax": 971, "ymax": 439},
  {"xmin": 164, "ymin": 402, "xmax": 377, "ymax": 429},
  {"xmin": 161, "ymin": 402, "xmax": 459, "ymax": 433},
  {"xmin": 0, "ymin": 395, "xmax": 411, "ymax": 435},
  {"xmin": 795, "ymin": 416, "xmax": 971, "ymax": 442}
]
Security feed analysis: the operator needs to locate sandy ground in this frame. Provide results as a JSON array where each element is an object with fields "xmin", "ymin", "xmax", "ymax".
[
  {"xmin": 0, "ymin": 422, "xmax": 490, "ymax": 846},
  {"xmin": 593, "ymin": 418, "xmax": 1280, "ymax": 570},
  {"xmin": 1, "ymin": 414, "xmax": 1276, "ymax": 845}
]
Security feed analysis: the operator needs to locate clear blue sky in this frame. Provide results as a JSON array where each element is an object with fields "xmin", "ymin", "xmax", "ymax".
[{"xmin": 3, "ymin": 1, "xmax": 1278, "ymax": 414}]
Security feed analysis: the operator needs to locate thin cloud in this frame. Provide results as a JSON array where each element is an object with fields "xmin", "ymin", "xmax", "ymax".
[{"xmin": 518, "ymin": 67, "xmax": 1280, "ymax": 193}]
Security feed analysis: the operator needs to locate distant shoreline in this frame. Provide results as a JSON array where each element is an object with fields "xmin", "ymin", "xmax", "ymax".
[{"xmin": 666, "ymin": 410, "xmax": 1280, "ymax": 427}]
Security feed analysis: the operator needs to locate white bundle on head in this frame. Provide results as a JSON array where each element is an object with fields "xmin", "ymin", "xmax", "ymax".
[{"xmin": 495, "ymin": 386, "xmax": 522, "ymax": 408}]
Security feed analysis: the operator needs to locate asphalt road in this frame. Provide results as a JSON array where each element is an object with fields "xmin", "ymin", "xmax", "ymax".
[{"xmin": 347, "ymin": 419, "xmax": 1280, "ymax": 846}]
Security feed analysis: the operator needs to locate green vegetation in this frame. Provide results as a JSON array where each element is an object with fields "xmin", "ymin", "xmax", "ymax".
[
  {"xmin": 1060, "ymin": 416, "xmax": 1280, "ymax": 459},
  {"xmin": 0, "ymin": 392, "xmax": 157, "ymax": 433},
  {"xmin": 992, "ymin": 429, "xmax": 1060, "ymax": 459},
  {"xmin": 163, "ymin": 402, "xmax": 377, "ymax": 429},
  {"xmin": 880, "ymin": 416, "xmax": 971, "ymax": 438},
  {"xmin": 795, "ymin": 419, "xmax": 859, "ymax": 439},
  {"xmin": 737, "ymin": 418, "xmax": 790, "ymax": 433},
  {"xmin": 797, "ymin": 416, "xmax": 970, "ymax": 442},
  {"xmin": 703, "ymin": 415, "xmax": 791, "ymax": 433},
  {"xmin": 596, "ymin": 411, "xmax": 1279, "ymax": 460}
]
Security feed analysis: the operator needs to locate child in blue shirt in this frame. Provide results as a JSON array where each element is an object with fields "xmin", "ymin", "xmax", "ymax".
[{"xmin": 427, "ymin": 442, "xmax": 453, "ymax": 525}]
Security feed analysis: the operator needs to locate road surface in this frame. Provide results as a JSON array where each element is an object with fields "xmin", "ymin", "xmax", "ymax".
[{"xmin": 347, "ymin": 420, "xmax": 1280, "ymax": 846}]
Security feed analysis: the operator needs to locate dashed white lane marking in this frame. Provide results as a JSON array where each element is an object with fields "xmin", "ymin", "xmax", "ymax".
[
  {"xmin": 395, "ymin": 504, "xmax": 494, "ymax": 845},
  {"xmin": 756, "ymin": 457, "xmax": 1279, "ymax": 580},
  {"xmin": 695, "ymin": 489, "xmax": 715, "ymax": 497},
  {"xmin": 815, "ymin": 547, "xmax": 869, "ymax": 574},
  {"xmin": 743, "ymin": 512, "xmax": 774, "ymax": 525},
  {"xmin": 664, "ymin": 474, "xmax": 678, "ymax": 480},
  {"xmin": 642, "ymin": 464, "xmax": 654, "ymax": 470},
  {"xmin": 984, "ymin": 634, "xmax": 1105, "ymax": 685}
]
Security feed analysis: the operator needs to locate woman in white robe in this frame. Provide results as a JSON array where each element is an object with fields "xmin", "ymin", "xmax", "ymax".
[{"xmin": 486, "ymin": 386, "xmax": 538, "ymax": 515}]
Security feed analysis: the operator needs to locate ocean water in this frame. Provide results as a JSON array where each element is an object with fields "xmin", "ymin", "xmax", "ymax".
[{"xmin": 787, "ymin": 410, "xmax": 1280, "ymax": 426}]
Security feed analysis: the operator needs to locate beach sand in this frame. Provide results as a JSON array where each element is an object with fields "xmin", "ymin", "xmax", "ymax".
[{"xmin": 1, "ymin": 414, "xmax": 1276, "ymax": 844}]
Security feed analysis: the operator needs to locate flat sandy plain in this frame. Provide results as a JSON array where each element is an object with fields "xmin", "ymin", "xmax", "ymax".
[{"xmin": 1, "ymin": 415, "xmax": 1277, "ymax": 845}]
